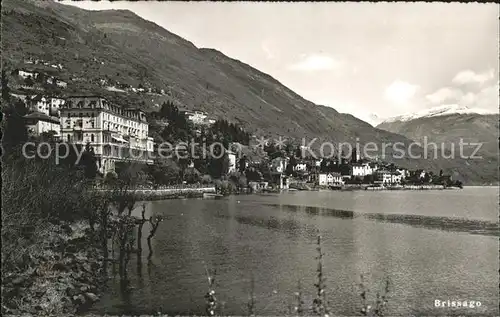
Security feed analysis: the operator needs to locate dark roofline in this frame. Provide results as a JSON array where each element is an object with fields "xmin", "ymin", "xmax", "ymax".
[{"xmin": 24, "ymin": 112, "xmax": 60, "ymax": 124}]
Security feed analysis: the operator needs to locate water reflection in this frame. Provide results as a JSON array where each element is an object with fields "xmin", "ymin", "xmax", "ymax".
[{"xmin": 267, "ymin": 203, "xmax": 499, "ymax": 237}]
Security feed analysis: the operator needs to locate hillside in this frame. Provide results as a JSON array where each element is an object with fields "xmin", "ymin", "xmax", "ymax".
[{"xmin": 2, "ymin": 0, "xmax": 497, "ymax": 183}]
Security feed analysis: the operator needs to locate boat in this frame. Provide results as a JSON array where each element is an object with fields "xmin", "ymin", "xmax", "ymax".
[{"xmin": 203, "ymin": 193, "xmax": 224, "ymax": 199}]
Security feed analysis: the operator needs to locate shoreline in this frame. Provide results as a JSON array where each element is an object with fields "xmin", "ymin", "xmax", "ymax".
[{"xmin": 94, "ymin": 186, "xmax": 216, "ymax": 200}]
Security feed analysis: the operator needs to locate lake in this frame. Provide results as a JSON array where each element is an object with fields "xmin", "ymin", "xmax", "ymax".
[{"xmin": 90, "ymin": 186, "xmax": 499, "ymax": 316}]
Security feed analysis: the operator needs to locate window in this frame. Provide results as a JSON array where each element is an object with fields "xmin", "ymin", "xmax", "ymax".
[{"xmin": 90, "ymin": 134, "xmax": 94, "ymax": 142}]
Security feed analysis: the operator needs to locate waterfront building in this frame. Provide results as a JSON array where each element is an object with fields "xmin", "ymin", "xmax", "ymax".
[
  {"xmin": 60, "ymin": 95, "xmax": 155, "ymax": 174},
  {"xmin": 227, "ymin": 150, "xmax": 237, "ymax": 174},
  {"xmin": 318, "ymin": 172, "xmax": 344, "ymax": 186},
  {"xmin": 376, "ymin": 169, "xmax": 402, "ymax": 184},
  {"xmin": 351, "ymin": 162, "xmax": 373, "ymax": 177}
]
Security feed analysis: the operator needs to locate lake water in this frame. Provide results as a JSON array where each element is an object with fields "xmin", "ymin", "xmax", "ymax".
[{"xmin": 91, "ymin": 187, "xmax": 499, "ymax": 316}]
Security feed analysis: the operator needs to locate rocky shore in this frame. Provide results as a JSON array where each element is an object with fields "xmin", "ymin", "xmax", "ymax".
[{"xmin": 1, "ymin": 221, "xmax": 105, "ymax": 316}]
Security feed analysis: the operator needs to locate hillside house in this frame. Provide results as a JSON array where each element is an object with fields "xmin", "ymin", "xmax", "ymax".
[
  {"xmin": 56, "ymin": 80, "xmax": 67, "ymax": 88},
  {"xmin": 27, "ymin": 95, "xmax": 49, "ymax": 115},
  {"xmin": 270, "ymin": 157, "xmax": 289, "ymax": 174},
  {"xmin": 17, "ymin": 69, "xmax": 37, "ymax": 79},
  {"xmin": 24, "ymin": 112, "xmax": 60, "ymax": 138}
]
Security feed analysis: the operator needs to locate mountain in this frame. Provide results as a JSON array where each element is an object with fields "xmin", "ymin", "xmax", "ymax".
[
  {"xmin": 377, "ymin": 113, "xmax": 499, "ymax": 184},
  {"xmin": 2, "ymin": 0, "xmax": 497, "ymax": 183},
  {"xmin": 351, "ymin": 112, "xmax": 384, "ymax": 127},
  {"xmin": 382, "ymin": 104, "xmax": 497, "ymax": 124}
]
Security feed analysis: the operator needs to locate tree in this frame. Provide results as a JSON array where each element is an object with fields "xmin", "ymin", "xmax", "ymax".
[
  {"xmin": 1, "ymin": 69, "xmax": 10, "ymax": 101},
  {"xmin": 362, "ymin": 175, "xmax": 374, "ymax": 184},
  {"xmin": 184, "ymin": 167, "xmax": 201, "ymax": 184},
  {"xmin": 423, "ymin": 172, "xmax": 431, "ymax": 184},
  {"xmin": 80, "ymin": 142, "xmax": 99, "ymax": 179},
  {"xmin": 147, "ymin": 158, "xmax": 181, "ymax": 186},
  {"xmin": 320, "ymin": 158, "xmax": 328, "ymax": 173},
  {"xmin": 2, "ymin": 98, "xmax": 29, "ymax": 151},
  {"xmin": 238, "ymin": 155, "xmax": 247, "ymax": 173}
]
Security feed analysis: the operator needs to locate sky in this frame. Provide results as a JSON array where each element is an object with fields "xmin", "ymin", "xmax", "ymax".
[{"xmin": 66, "ymin": 1, "xmax": 499, "ymax": 125}]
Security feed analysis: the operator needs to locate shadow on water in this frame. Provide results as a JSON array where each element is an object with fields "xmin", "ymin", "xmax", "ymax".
[
  {"xmin": 269, "ymin": 203, "xmax": 355, "ymax": 218},
  {"xmin": 266, "ymin": 204, "xmax": 499, "ymax": 237}
]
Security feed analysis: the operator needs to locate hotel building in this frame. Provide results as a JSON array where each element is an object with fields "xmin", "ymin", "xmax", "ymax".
[{"xmin": 60, "ymin": 96, "xmax": 155, "ymax": 174}]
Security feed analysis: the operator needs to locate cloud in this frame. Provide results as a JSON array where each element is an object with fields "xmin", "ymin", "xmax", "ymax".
[
  {"xmin": 451, "ymin": 69, "xmax": 494, "ymax": 85},
  {"xmin": 261, "ymin": 42, "xmax": 275, "ymax": 60},
  {"xmin": 425, "ymin": 87, "xmax": 463, "ymax": 104},
  {"xmin": 288, "ymin": 54, "xmax": 342, "ymax": 72},
  {"xmin": 425, "ymin": 69, "xmax": 499, "ymax": 112},
  {"xmin": 384, "ymin": 80, "xmax": 419, "ymax": 105}
]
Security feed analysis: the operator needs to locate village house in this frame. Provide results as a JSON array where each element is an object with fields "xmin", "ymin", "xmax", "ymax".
[
  {"xmin": 376, "ymin": 169, "xmax": 402, "ymax": 184},
  {"xmin": 318, "ymin": 172, "xmax": 344, "ymax": 186},
  {"xmin": 25, "ymin": 95, "xmax": 65, "ymax": 117},
  {"xmin": 293, "ymin": 161, "xmax": 308, "ymax": 172},
  {"xmin": 227, "ymin": 150, "xmax": 237, "ymax": 174},
  {"xmin": 270, "ymin": 156, "xmax": 289, "ymax": 174},
  {"xmin": 248, "ymin": 181, "xmax": 269, "ymax": 192},
  {"xmin": 350, "ymin": 162, "xmax": 373, "ymax": 177},
  {"xmin": 17, "ymin": 69, "xmax": 37, "ymax": 79},
  {"xmin": 23, "ymin": 112, "xmax": 60, "ymax": 138},
  {"xmin": 180, "ymin": 110, "xmax": 209, "ymax": 125},
  {"xmin": 56, "ymin": 80, "xmax": 67, "ymax": 88},
  {"xmin": 60, "ymin": 95, "xmax": 155, "ymax": 174},
  {"xmin": 396, "ymin": 168, "xmax": 409, "ymax": 179},
  {"xmin": 26, "ymin": 95, "xmax": 49, "ymax": 115}
]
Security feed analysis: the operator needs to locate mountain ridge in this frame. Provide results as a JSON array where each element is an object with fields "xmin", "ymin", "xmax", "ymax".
[{"xmin": 381, "ymin": 104, "xmax": 498, "ymax": 124}]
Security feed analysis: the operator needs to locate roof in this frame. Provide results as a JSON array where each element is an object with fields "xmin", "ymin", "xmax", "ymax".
[{"xmin": 24, "ymin": 112, "xmax": 60, "ymax": 124}]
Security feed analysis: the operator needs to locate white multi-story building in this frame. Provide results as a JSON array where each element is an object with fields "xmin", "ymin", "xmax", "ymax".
[{"xmin": 60, "ymin": 96, "xmax": 155, "ymax": 174}]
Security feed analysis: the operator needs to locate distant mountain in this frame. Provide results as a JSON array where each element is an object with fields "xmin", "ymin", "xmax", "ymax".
[
  {"xmin": 382, "ymin": 104, "xmax": 497, "ymax": 124},
  {"xmin": 351, "ymin": 112, "xmax": 384, "ymax": 127},
  {"xmin": 377, "ymin": 113, "xmax": 499, "ymax": 185},
  {"xmin": 3, "ymin": 0, "xmax": 497, "ymax": 184}
]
